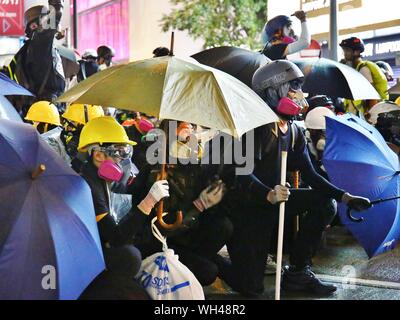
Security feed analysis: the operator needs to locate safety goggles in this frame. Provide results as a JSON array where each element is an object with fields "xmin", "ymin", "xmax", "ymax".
[
  {"xmin": 289, "ymin": 79, "xmax": 304, "ymax": 92},
  {"xmin": 97, "ymin": 144, "xmax": 133, "ymax": 160}
]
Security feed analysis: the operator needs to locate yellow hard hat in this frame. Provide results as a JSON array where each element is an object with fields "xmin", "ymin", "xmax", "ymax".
[
  {"xmin": 62, "ymin": 104, "xmax": 105, "ymax": 125},
  {"xmin": 395, "ymin": 96, "xmax": 400, "ymax": 106},
  {"xmin": 25, "ymin": 101, "xmax": 61, "ymax": 126},
  {"xmin": 78, "ymin": 116, "xmax": 137, "ymax": 152}
]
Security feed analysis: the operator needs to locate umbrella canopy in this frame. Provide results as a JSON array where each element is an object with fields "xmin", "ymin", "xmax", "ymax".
[
  {"xmin": 291, "ymin": 57, "xmax": 381, "ymax": 100},
  {"xmin": 0, "ymin": 73, "xmax": 34, "ymax": 96},
  {"xmin": 56, "ymin": 45, "xmax": 80, "ymax": 79},
  {"xmin": 191, "ymin": 46, "xmax": 271, "ymax": 88},
  {"xmin": 0, "ymin": 95, "xmax": 22, "ymax": 122},
  {"xmin": 323, "ymin": 114, "xmax": 400, "ymax": 258},
  {"xmin": 57, "ymin": 55, "xmax": 278, "ymax": 138},
  {"xmin": 0, "ymin": 119, "xmax": 105, "ymax": 299}
]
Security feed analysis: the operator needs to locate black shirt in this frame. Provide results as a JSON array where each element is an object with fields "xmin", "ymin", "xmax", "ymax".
[
  {"xmin": 237, "ymin": 123, "xmax": 345, "ymax": 204},
  {"xmin": 81, "ymin": 161, "xmax": 149, "ymax": 247},
  {"xmin": 262, "ymin": 42, "xmax": 289, "ymax": 60}
]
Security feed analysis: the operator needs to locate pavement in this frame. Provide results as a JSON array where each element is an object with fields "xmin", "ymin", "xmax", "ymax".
[{"xmin": 204, "ymin": 226, "xmax": 400, "ymax": 300}]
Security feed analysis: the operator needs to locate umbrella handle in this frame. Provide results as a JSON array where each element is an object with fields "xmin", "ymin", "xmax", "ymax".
[
  {"xmin": 155, "ymin": 162, "xmax": 183, "ymax": 230},
  {"xmin": 346, "ymin": 207, "xmax": 364, "ymax": 223},
  {"xmin": 156, "ymin": 201, "xmax": 183, "ymax": 230}
]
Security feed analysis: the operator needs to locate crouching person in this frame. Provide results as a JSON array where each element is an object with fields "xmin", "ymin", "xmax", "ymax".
[{"xmin": 77, "ymin": 116, "xmax": 170, "ymax": 299}]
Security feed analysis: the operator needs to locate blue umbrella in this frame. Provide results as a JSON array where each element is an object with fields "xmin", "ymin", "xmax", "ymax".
[
  {"xmin": 323, "ymin": 114, "xmax": 400, "ymax": 258},
  {"xmin": 0, "ymin": 73, "xmax": 34, "ymax": 96},
  {"xmin": 0, "ymin": 119, "xmax": 105, "ymax": 300},
  {"xmin": 0, "ymin": 95, "xmax": 22, "ymax": 122}
]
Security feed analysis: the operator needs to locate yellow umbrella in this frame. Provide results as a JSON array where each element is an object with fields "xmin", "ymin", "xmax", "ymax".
[
  {"xmin": 57, "ymin": 56, "xmax": 278, "ymax": 138},
  {"xmin": 57, "ymin": 55, "xmax": 279, "ymax": 229}
]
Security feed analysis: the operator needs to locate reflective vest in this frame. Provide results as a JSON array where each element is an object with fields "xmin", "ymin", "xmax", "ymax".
[{"xmin": 356, "ymin": 60, "xmax": 389, "ymax": 100}]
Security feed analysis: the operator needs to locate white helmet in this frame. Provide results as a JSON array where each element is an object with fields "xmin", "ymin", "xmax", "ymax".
[
  {"xmin": 368, "ymin": 101, "xmax": 400, "ymax": 125},
  {"xmin": 82, "ymin": 49, "xmax": 98, "ymax": 59},
  {"xmin": 25, "ymin": 0, "xmax": 48, "ymax": 12},
  {"xmin": 24, "ymin": 0, "xmax": 48, "ymax": 25},
  {"xmin": 305, "ymin": 107, "xmax": 335, "ymax": 130}
]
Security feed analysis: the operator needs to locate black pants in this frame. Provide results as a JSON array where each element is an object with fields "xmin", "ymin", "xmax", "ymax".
[
  {"xmin": 104, "ymin": 245, "xmax": 143, "ymax": 277},
  {"xmin": 80, "ymin": 245, "xmax": 150, "ymax": 300},
  {"xmin": 138, "ymin": 212, "xmax": 233, "ymax": 286},
  {"xmin": 221, "ymin": 188, "xmax": 337, "ymax": 294}
]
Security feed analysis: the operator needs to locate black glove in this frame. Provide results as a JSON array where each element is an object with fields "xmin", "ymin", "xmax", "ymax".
[{"xmin": 342, "ymin": 193, "xmax": 372, "ymax": 212}]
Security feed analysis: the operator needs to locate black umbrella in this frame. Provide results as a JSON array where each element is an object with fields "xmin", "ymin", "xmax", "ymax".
[
  {"xmin": 192, "ymin": 46, "xmax": 271, "ymax": 88},
  {"xmin": 291, "ymin": 57, "xmax": 381, "ymax": 100},
  {"xmin": 56, "ymin": 45, "xmax": 80, "ymax": 79}
]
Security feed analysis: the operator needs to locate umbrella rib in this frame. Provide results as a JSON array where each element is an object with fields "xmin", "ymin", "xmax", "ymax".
[{"xmin": 210, "ymin": 72, "xmax": 240, "ymax": 137}]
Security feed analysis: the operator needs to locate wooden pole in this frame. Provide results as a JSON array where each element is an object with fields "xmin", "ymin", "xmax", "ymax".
[{"xmin": 275, "ymin": 151, "xmax": 288, "ymax": 300}]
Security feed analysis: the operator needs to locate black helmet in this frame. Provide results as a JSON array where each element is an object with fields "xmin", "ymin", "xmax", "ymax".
[
  {"xmin": 339, "ymin": 37, "xmax": 365, "ymax": 53},
  {"xmin": 252, "ymin": 60, "xmax": 304, "ymax": 101},
  {"xmin": 307, "ymin": 95, "xmax": 334, "ymax": 110},
  {"xmin": 153, "ymin": 47, "xmax": 170, "ymax": 57},
  {"xmin": 97, "ymin": 45, "xmax": 116, "ymax": 59},
  {"xmin": 376, "ymin": 110, "xmax": 400, "ymax": 147}
]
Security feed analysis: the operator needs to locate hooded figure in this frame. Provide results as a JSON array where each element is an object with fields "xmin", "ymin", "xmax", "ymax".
[
  {"xmin": 5, "ymin": 0, "xmax": 66, "ymax": 113},
  {"xmin": 214, "ymin": 60, "xmax": 371, "ymax": 297},
  {"xmin": 261, "ymin": 11, "xmax": 311, "ymax": 60}
]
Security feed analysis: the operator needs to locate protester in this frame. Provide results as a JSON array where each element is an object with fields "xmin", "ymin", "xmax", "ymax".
[
  {"xmin": 306, "ymin": 95, "xmax": 336, "ymax": 115},
  {"xmin": 77, "ymin": 49, "xmax": 100, "ymax": 82},
  {"xmin": 78, "ymin": 116, "xmax": 172, "ymax": 298},
  {"xmin": 25, "ymin": 100, "xmax": 61, "ymax": 134},
  {"xmin": 120, "ymin": 112, "xmax": 155, "ymax": 170},
  {"xmin": 304, "ymin": 107, "xmax": 336, "ymax": 178},
  {"xmin": 135, "ymin": 121, "xmax": 233, "ymax": 286},
  {"xmin": 97, "ymin": 45, "xmax": 116, "ymax": 71},
  {"xmin": 375, "ymin": 110, "xmax": 400, "ymax": 155},
  {"xmin": 262, "ymin": 11, "xmax": 311, "ymax": 60},
  {"xmin": 212, "ymin": 60, "xmax": 371, "ymax": 297},
  {"xmin": 340, "ymin": 37, "xmax": 389, "ymax": 118}
]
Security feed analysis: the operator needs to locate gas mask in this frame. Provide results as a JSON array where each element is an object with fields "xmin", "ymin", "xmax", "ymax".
[
  {"xmin": 91, "ymin": 144, "xmax": 133, "ymax": 182},
  {"xmin": 98, "ymin": 160, "xmax": 124, "ymax": 182},
  {"xmin": 276, "ymin": 97, "xmax": 302, "ymax": 117}
]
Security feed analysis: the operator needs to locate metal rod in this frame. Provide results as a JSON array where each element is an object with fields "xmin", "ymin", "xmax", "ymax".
[
  {"xmin": 73, "ymin": 0, "xmax": 78, "ymax": 48},
  {"xmin": 329, "ymin": 0, "xmax": 338, "ymax": 61},
  {"xmin": 169, "ymin": 32, "xmax": 175, "ymax": 56}
]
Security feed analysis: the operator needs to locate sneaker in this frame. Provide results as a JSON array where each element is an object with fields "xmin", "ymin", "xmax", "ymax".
[
  {"xmin": 281, "ymin": 265, "xmax": 337, "ymax": 296},
  {"xmin": 264, "ymin": 254, "xmax": 277, "ymax": 275}
]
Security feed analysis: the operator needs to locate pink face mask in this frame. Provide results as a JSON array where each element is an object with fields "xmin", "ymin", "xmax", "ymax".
[
  {"xmin": 277, "ymin": 97, "xmax": 302, "ymax": 116},
  {"xmin": 281, "ymin": 36, "xmax": 295, "ymax": 44},
  {"xmin": 138, "ymin": 119, "xmax": 154, "ymax": 133},
  {"xmin": 98, "ymin": 160, "xmax": 123, "ymax": 182}
]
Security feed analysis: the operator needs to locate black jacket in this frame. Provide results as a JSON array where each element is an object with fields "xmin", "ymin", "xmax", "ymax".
[
  {"xmin": 81, "ymin": 161, "xmax": 150, "ymax": 247},
  {"xmin": 204, "ymin": 123, "xmax": 345, "ymax": 208}
]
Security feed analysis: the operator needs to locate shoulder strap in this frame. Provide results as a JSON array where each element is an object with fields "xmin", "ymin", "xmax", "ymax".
[
  {"xmin": 356, "ymin": 60, "xmax": 368, "ymax": 72},
  {"xmin": 290, "ymin": 122, "xmax": 299, "ymax": 151}
]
